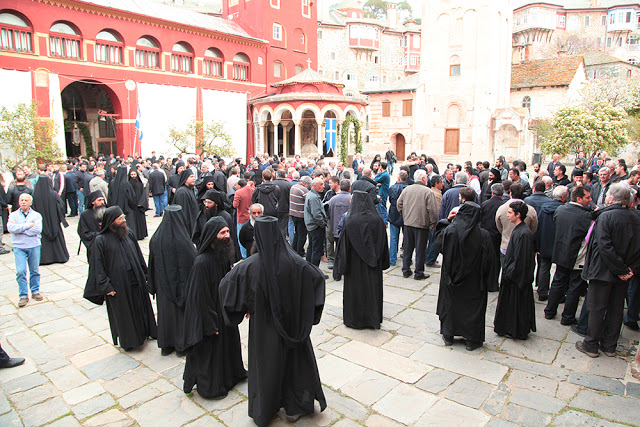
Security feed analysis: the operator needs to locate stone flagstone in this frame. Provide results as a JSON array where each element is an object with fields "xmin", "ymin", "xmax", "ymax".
[
  {"xmin": 372, "ymin": 383, "xmax": 437, "ymax": 425},
  {"xmin": 416, "ymin": 398, "xmax": 491, "ymax": 426}
]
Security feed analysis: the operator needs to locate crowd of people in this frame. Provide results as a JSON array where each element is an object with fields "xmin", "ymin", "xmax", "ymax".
[{"xmin": 1, "ymin": 148, "xmax": 640, "ymax": 424}]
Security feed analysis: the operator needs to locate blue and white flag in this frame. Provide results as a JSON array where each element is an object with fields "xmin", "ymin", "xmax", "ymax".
[
  {"xmin": 326, "ymin": 118, "xmax": 336, "ymax": 153},
  {"xmin": 134, "ymin": 106, "xmax": 143, "ymax": 153}
]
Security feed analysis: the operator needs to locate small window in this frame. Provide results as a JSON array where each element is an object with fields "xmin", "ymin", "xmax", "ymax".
[
  {"xmin": 627, "ymin": 11, "xmax": 632, "ymax": 23},
  {"xmin": 233, "ymin": 53, "xmax": 250, "ymax": 81},
  {"xmin": 584, "ymin": 15, "xmax": 590, "ymax": 26},
  {"xmin": 295, "ymin": 64, "xmax": 303, "ymax": 74},
  {"xmin": 273, "ymin": 23, "xmax": 282, "ymax": 41},
  {"xmin": 203, "ymin": 48, "xmax": 223, "ymax": 78},
  {"xmin": 330, "ymin": 52, "xmax": 336, "ymax": 61},
  {"xmin": 366, "ymin": 73, "xmax": 379, "ymax": 83},
  {"xmin": 49, "ymin": 22, "xmax": 81, "ymax": 59},
  {"xmin": 382, "ymin": 101, "xmax": 391, "ymax": 117},
  {"xmin": 450, "ymin": 65, "xmax": 461, "ymax": 76},
  {"xmin": 402, "ymin": 99, "xmax": 412, "ymax": 116},
  {"xmin": 0, "ymin": 12, "xmax": 33, "ymax": 53},
  {"xmin": 270, "ymin": 0, "xmax": 280, "ymax": 8},
  {"xmin": 602, "ymin": 14, "xmax": 607, "ymax": 25},
  {"xmin": 334, "ymin": 71, "xmax": 340, "ymax": 80},
  {"xmin": 318, "ymin": 30, "xmax": 322, "ymax": 39},
  {"xmin": 95, "ymin": 30, "xmax": 123, "ymax": 65},
  {"xmin": 629, "ymin": 58, "xmax": 639, "ymax": 65},
  {"xmin": 607, "ymin": 36, "xmax": 612, "ymax": 47},
  {"xmin": 171, "ymin": 42, "xmax": 193, "ymax": 73},
  {"xmin": 136, "ymin": 36, "xmax": 160, "ymax": 69},
  {"xmin": 522, "ymin": 96, "xmax": 531, "ymax": 111},
  {"xmin": 558, "ymin": 15, "xmax": 566, "ymax": 28},
  {"xmin": 610, "ymin": 13, "xmax": 615, "ymax": 24},
  {"xmin": 617, "ymin": 37, "xmax": 623, "ymax": 47},
  {"xmin": 274, "ymin": 61, "xmax": 282, "ymax": 78}
]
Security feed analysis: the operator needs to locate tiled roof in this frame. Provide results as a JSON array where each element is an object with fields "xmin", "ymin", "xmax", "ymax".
[
  {"xmin": 513, "ymin": 1, "xmax": 640, "ymax": 10},
  {"xmin": 511, "ymin": 56, "xmax": 584, "ymax": 89},
  {"xmin": 271, "ymin": 68, "xmax": 344, "ymax": 88},
  {"xmin": 361, "ymin": 72, "xmax": 423, "ymax": 94},
  {"xmin": 583, "ymin": 51, "xmax": 626, "ymax": 66},
  {"xmin": 77, "ymin": 0, "xmax": 262, "ymax": 41}
]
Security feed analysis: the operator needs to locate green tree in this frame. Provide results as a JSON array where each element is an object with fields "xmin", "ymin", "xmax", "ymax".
[
  {"xmin": 364, "ymin": 0, "xmax": 387, "ymax": 19},
  {"xmin": 541, "ymin": 102, "xmax": 630, "ymax": 163},
  {"xmin": 398, "ymin": 1, "xmax": 412, "ymax": 21},
  {"xmin": 0, "ymin": 101, "xmax": 63, "ymax": 171},
  {"xmin": 168, "ymin": 119, "xmax": 235, "ymax": 157}
]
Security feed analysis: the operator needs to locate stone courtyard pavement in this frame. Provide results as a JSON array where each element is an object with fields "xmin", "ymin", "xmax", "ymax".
[{"xmin": 2, "ymin": 214, "xmax": 640, "ymax": 427}]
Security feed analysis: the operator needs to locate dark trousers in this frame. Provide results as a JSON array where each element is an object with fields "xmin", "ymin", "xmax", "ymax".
[
  {"xmin": 277, "ymin": 212, "xmax": 289, "ymax": 239},
  {"xmin": 292, "ymin": 216, "xmax": 307, "ymax": 256},
  {"xmin": 66, "ymin": 191, "xmax": 78, "ymax": 216},
  {"xmin": 536, "ymin": 254, "xmax": 552, "ymax": 297},
  {"xmin": 545, "ymin": 266, "xmax": 587, "ymax": 323},
  {"xmin": 402, "ymin": 226, "xmax": 427, "ymax": 276},
  {"xmin": 425, "ymin": 229, "xmax": 438, "ymax": 265},
  {"xmin": 625, "ymin": 276, "xmax": 640, "ymax": 323},
  {"xmin": 306, "ymin": 227, "xmax": 325, "ymax": 266},
  {"xmin": 584, "ymin": 279, "xmax": 628, "ymax": 353},
  {"xmin": 574, "ymin": 291, "xmax": 590, "ymax": 335}
]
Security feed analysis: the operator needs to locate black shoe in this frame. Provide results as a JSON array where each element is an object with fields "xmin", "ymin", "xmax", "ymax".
[
  {"xmin": 625, "ymin": 321, "xmax": 640, "ymax": 331},
  {"xmin": 544, "ymin": 312, "xmax": 555, "ymax": 320},
  {"xmin": 402, "ymin": 270, "xmax": 412, "ymax": 278},
  {"xmin": 571, "ymin": 324, "xmax": 586, "ymax": 338},
  {"xmin": 0, "ymin": 357, "xmax": 25, "ymax": 369},
  {"xmin": 575, "ymin": 341, "xmax": 599, "ymax": 358},
  {"xmin": 176, "ymin": 350, "xmax": 186, "ymax": 357},
  {"xmin": 538, "ymin": 295, "xmax": 549, "ymax": 302},
  {"xmin": 328, "ymin": 264, "xmax": 334, "ymax": 270},
  {"xmin": 0, "ymin": 247, "xmax": 10, "ymax": 255},
  {"xmin": 285, "ymin": 413, "xmax": 303, "ymax": 423},
  {"xmin": 599, "ymin": 346, "xmax": 616, "ymax": 357},
  {"xmin": 414, "ymin": 273, "xmax": 430, "ymax": 280},
  {"xmin": 465, "ymin": 341, "xmax": 483, "ymax": 351},
  {"xmin": 323, "ymin": 274, "xmax": 329, "ymax": 280},
  {"xmin": 442, "ymin": 335, "xmax": 454, "ymax": 346},
  {"xmin": 560, "ymin": 318, "xmax": 577, "ymax": 326},
  {"xmin": 161, "ymin": 347, "xmax": 174, "ymax": 356}
]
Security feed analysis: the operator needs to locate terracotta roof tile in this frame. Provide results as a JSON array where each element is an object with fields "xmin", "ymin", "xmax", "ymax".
[{"xmin": 511, "ymin": 56, "xmax": 584, "ymax": 89}]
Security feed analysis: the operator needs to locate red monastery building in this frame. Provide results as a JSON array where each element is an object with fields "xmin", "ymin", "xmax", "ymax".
[{"xmin": 0, "ymin": 0, "xmax": 319, "ymax": 161}]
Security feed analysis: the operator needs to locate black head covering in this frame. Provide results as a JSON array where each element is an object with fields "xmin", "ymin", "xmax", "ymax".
[
  {"xmin": 203, "ymin": 189, "xmax": 225, "ymax": 208},
  {"xmin": 442, "ymin": 202, "xmax": 483, "ymax": 286},
  {"xmin": 108, "ymin": 166, "xmax": 132, "ymax": 210},
  {"xmin": 197, "ymin": 216, "xmax": 228, "ymax": 256},
  {"xmin": 197, "ymin": 176, "xmax": 216, "ymax": 200},
  {"xmin": 343, "ymin": 191, "xmax": 386, "ymax": 268},
  {"xmin": 128, "ymin": 170, "xmax": 144, "ymax": 197},
  {"xmin": 489, "ymin": 168, "xmax": 502, "ymax": 183},
  {"xmin": 178, "ymin": 169, "xmax": 194, "ymax": 188},
  {"xmin": 87, "ymin": 190, "xmax": 105, "ymax": 209},
  {"xmin": 174, "ymin": 160, "xmax": 185, "ymax": 173},
  {"xmin": 254, "ymin": 216, "xmax": 316, "ymax": 345},
  {"xmin": 100, "ymin": 206, "xmax": 124, "ymax": 234},
  {"xmin": 148, "ymin": 205, "xmax": 196, "ymax": 308},
  {"xmin": 32, "ymin": 175, "xmax": 63, "ymax": 241}
]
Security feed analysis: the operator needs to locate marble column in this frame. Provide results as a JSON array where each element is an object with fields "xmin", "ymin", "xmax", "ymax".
[
  {"xmin": 294, "ymin": 120, "xmax": 301, "ymax": 156},
  {"xmin": 316, "ymin": 119, "xmax": 324, "ymax": 156},
  {"xmin": 273, "ymin": 121, "xmax": 280, "ymax": 157}
]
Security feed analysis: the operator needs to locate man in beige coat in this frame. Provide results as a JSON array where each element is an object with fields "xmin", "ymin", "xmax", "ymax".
[
  {"xmin": 397, "ymin": 169, "xmax": 438, "ymax": 280},
  {"xmin": 495, "ymin": 183, "xmax": 538, "ymax": 263}
]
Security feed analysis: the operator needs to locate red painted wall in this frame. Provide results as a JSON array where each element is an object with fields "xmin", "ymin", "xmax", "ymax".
[{"xmin": 3, "ymin": 0, "xmax": 270, "ymax": 156}]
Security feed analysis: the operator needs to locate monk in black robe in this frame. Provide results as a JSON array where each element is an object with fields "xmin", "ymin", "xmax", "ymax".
[
  {"xmin": 77, "ymin": 190, "xmax": 106, "ymax": 260},
  {"xmin": 182, "ymin": 217, "xmax": 246, "ymax": 399},
  {"xmin": 148, "ymin": 205, "xmax": 196, "ymax": 356},
  {"xmin": 83, "ymin": 206, "xmax": 157, "ymax": 350},
  {"xmin": 192, "ymin": 189, "xmax": 240, "ymax": 263},
  {"xmin": 196, "ymin": 176, "xmax": 216, "ymax": 211},
  {"xmin": 32, "ymin": 175, "xmax": 69, "ymax": 265},
  {"xmin": 172, "ymin": 169, "xmax": 198, "ymax": 237},
  {"xmin": 333, "ymin": 191, "xmax": 389, "ymax": 329},
  {"xmin": 127, "ymin": 169, "xmax": 148, "ymax": 240},
  {"xmin": 108, "ymin": 166, "xmax": 138, "ymax": 238},
  {"xmin": 436, "ymin": 193, "xmax": 495, "ymax": 350},
  {"xmin": 494, "ymin": 201, "xmax": 537, "ymax": 340},
  {"xmin": 219, "ymin": 216, "xmax": 326, "ymax": 426}
]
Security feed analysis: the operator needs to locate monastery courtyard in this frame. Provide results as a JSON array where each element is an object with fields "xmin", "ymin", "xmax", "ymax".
[{"xmin": 1, "ymin": 213, "xmax": 640, "ymax": 427}]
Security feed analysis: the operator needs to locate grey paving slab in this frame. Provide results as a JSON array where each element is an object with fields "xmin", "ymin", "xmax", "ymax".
[
  {"xmin": 483, "ymin": 383, "xmax": 511, "ymax": 416},
  {"xmin": 445, "ymin": 376, "xmax": 493, "ymax": 409},
  {"xmin": 497, "ymin": 334, "xmax": 561, "ymax": 364},
  {"xmin": 505, "ymin": 369, "xmax": 558, "ymax": 397},
  {"xmin": 46, "ymin": 365, "xmax": 89, "ymax": 392},
  {"xmin": 372, "ymin": 383, "xmax": 437, "ymax": 425},
  {"xmin": 570, "ymin": 389, "xmax": 640, "ymax": 425},
  {"xmin": 1, "ymin": 372, "xmax": 48, "ymax": 395},
  {"xmin": 9, "ymin": 383, "xmax": 59, "ymax": 411},
  {"xmin": 18, "ymin": 396, "xmax": 70, "ymax": 427},
  {"xmin": 81, "ymin": 352, "xmax": 140, "ymax": 380},
  {"xmin": 322, "ymin": 388, "xmax": 368, "ymax": 421},
  {"xmin": 569, "ymin": 372, "xmax": 626, "ymax": 395},
  {"xmin": 316, "ymin": 354, "xmax": 367, "ymax": 389},
  {"xmin": 552, "ymin": 341, "xmax": 590, "ymax": 372},
  {"xmin": 587, "ymin": 354, "xmax": 629, "ymax": 379},
  {"xmin": 412, "ymin": 343, "xmax": 508, "ymax": 385},
  {"xmin": 101, "ymin": 366, "xmax": 158, "ymax": 398},
  {"xmin": 482, "ymin": 351, "xmax": 571, "ymax": 381},
  {"xmin": 48, "ymin": 415, "xmax": 82, "ymax": 427},
  {"xmin": 416, "ymin": 398, "xmax": 491, "ymax": 426},
  {"xmin": 71, "ymin": 393, "xmax": 117, "ymax": 419},
  {"xmin": 503, "ymin": 403, "xmax": 553, "ymax": 427},
  {"xmin": 127, "ymin": 390, "xmax": 205, "ymax": 427},
  {"xmin": 331, "ymin": 324, "xmax": 393, "ymax": 346},
  {"xmin": 83, "ymin": 409, "xmax": 134, "ymax": 427},
  {"xmin": 553, "ymin": 410, "xmax": 627, "ymax": 427},
  {"xmin": 0, "ymin": 393, "xmax": 10, "ymax": 415},
  {"xmin": 0, "ymin": 411, "xmax": 23, "ymax": 427},
  {"xmin": 62, "ymin": 382, "xmax": 107, "ymax": 405},
  {"xmin": 339, "ymin": 369, "xmax": 400, "ymax": 406},
  {"xmin": 380, "ymin": 335, "xmax": 424, "ymax": 357},
  {"xmin": 415, "ymin": 368, "xmax": 460, "ymax": 394},
  {"xmin": 363, "ymin": 414, "xmax": 405, "ymax": 427},
  {"xmin": 508, "ymin": 388, "xmax": 566, "ymax": 414},
  {"xmin": 189, "ymin": 389, "xmax": 244, "ymax": 412}
]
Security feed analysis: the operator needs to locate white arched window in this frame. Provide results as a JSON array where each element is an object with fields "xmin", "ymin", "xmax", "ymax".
[
  {"xmin": 50, "ymin": 22, "xmax": 81, "ymax": 59},
  {"xmin": 135, "ymin": 36, "xmax": 160, "ymax": 69},
  {"xmin": 233, "ymin": 53, "xmax": 250, "ymax": 81},
  {"xmin": 171, "ymin": 42, "xmax": 194, "ymax": 74},
  {"xmin": 204, "ymin": 48, "xmax": 223, "ymax": 78},
  {"xmin": 95, "ymin": 30, "xmax": 123, "ymax": 65},
  {"xmin": 0, "ymin": 12, "xmax": 32, "ymax": 53}
]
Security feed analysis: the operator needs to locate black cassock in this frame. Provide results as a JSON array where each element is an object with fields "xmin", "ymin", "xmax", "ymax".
[
  {"xmin": 333, "ymin": 191, "xmax": 389, "ymax": 329},
  {"xmin": 128, "ymin": 174, "xmax": 148, "ymax": 240},
  {"xmin": 219, "ymin": 216, "xmax": 326, "ymax": 427},
  {"xmin": 148, "ymin": 205, "xmax": 196, "ymax": 353},
  {"xmin": 109, "ymin": 166, "xmax": 139, "ymax": 238},
  {"xmin": 77, "ymin": 191, "xmax": 104, "ymax": 260},
  {"xmin": 83, "ymin": 206, "xmax": 157, "ymax": 349},
  {"xmin": 172, "ymin": 170, "xmax": 199, "ymax": 237},
  {"xmin": 182, "ymin": 217, "xmax": 247, "ymax": 399},
  {"xmin": 494, "ymin": 221, "xmax": 537, "ymax": 339},
  {"xmin": 33, "ymin": 175, "xmax": 69, "ymax": 265},
  {"xmin": 191, "ymin": 190, "xmax": 241, "ymax": 262},
  {"xmin": 436, "ymin": 202, "xmax": 495, "ymax": 344}
]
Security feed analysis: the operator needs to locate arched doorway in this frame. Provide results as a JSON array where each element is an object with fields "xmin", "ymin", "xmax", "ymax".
[
  {"xmin": 300, "ymin": 110, "xmax": 318, "ymax": 157},
  {"xmin": 393, "ymin": 133, "xmax": 406, "ymax": 161},
  {"xmin": 495, "ymin": 124, "xmax": 520, "ymax": 161},
  {"xmin": 61, "ymin": 81, "xmax": 118, "ymax": 158}
]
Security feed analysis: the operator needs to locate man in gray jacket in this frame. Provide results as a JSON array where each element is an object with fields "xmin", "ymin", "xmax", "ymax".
[
  {"xmin": 397, "ymin": 170, "xmax": 438, "ymax": 280},
  {"xmin": 304, "ymin": 178, "xmax": 328, "ymax": 269}
]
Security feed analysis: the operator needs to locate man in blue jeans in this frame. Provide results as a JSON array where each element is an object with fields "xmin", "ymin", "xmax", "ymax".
[
  {"xmin": 388, "ymin": 170, "xmax": 409, "ymax": 266},
  {"xmin": 7, "ymin": 193, "xmax": 42, "ymax": 308}
]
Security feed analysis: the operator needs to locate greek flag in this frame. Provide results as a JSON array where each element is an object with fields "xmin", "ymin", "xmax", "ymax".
[
  {"xmin": 326, "ymin": 118, "xmax": 336, "ymax": 153},
  {"xmin": 135, "ymin": 106, "xmax": 143, "ymax": 142}
]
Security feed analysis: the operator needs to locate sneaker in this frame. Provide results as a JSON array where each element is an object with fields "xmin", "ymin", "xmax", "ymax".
[
  {"xmin": 32, "ymin": 293, "xmax": 43, "ymax": 301},
  {"xmin": 18, "ymin": 297, "xmax": 28, "ymax": 307},
  {"xmin": 575, "ymin": 341, "xmax": 599, "ymax": 358}
]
